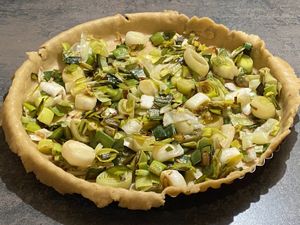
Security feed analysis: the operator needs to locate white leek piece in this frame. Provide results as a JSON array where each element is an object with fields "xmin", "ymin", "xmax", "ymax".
[
  {"xmin": 206, "ymin": 116, "xmax": 224, "ymax": 128},
  {"xmin": 252, "ymin": 132, "xmax": 269, "ymax": 144},
  {"xmin": 174, "ymin": 121, "xmax": 194, "ymax": 135},
  {"xmin": 237, "ymin": 89, "xmax": 251, "ymax": 115},
  {"xmin": 176, "ymin": 78, "xmax": 195, "ymax": 96},
  {"xmin": 163, "ymin": 108, "xmax": 197, "ymax": 126},
  {"xmin": 40, "ymin": 82, "xmax": 65, "ymax": 97},
  {"xmin": 75, "ymin": 94, "xmax": 97, "ymax": 111},
  {"xmin": 138, "ymin": 79, "xmax": 158, "ymax": 96},
  {"xmin": 79, "ymin": 33, "xmax": 91, "ymax": 62},
  {"xmin": 219, "ymin": 124, "xmax": 235, "ymax": 149},
  {"xmin": 152, "ymin": 144, "xmax": 184, "ymax": 162},
  {"xmin": 140, "ymin": 95, "xmax": 154, "ymax": 109},
  {"xmin": 122, "ymin": 119, "xmax": 142, "ymax": 134},
  {"xmin": 96, "ymin": 170, "xmax": 132, "ymax": 189},
  {"xmin": 254, "ymin": 118, "xmax": 279, "ymax": 134},
  {"xmin": 224, "ymin": 82, "xmax": 238, "ymax": 91},
  {"xmin": 240, "ymin": 131, "xmax": 253, "ymax": 150},
  {"xmin": 62, "ymin": 65, "xmax": 85, "ymax": 83},
  {"xmin": 160, "ymin": 170, "xmax": 187, "ymax": 188},
  {"xmin": 184, "ymin": 93, "xmax": 210, "ymax": 111},
  {"xmin": 62, "ymin": 140, "xmax": 95, "ymax": 168},
  {"xmin": 252, "ymin": 118, "xmax": 279, "ymax": 144},
  {"xmin": 226, "ymin": 88, "xmax": 253, "ymax": 115},
  {"xmin": 249, "ymin": 79, "xmax": 261, "ymax": 90},
  {"xmin": 125, "ymin": 31, "xmax": 147, "ymax": 46},
  {"xmin": 29, "ymin": 128, "xmax": 53, "ymax": 141},
  {"xmin": 184, "ymin": 47, "xmax": 209, "ymax": 78},
  {"xmin": 69, "ymin": 119, "xmax": 90, "ymax": 143},
  {"xmin": 243, "ymin": 147, "xmax": 257, "ymax": 162},
  {"xmin": 211, "ymin": 55, "xmax": 239, "ymax": 80},
  {"xmin": 220, "ymin": 147, "xmax": 242, "ymax": 166},
  {"xmin": 101, "ymin": 107, "xmax": 118, "ymax": 118}
]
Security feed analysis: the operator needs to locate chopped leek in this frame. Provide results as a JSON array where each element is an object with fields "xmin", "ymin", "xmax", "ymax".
[
  {"xmin": 184, "ymin": 93, "xmax": 210, "ymax": 111},
  {"xmin": 25, "ymin": 122, "xmax": 41, "ymax": 133},
  {"xmin": 125, "ymin": 31, "xmax": 147, "ymax": 46},
  {"xmin": 37, "ymin": 107, "xmax": 54, "ymax": 126},
  {"xmin": 49, "ymin": 127, "xmax": 64, "ymax": 140},
  {"xmin": 149, "ymin": 160, "xmax": 167, "ymax": 176},
  {"xmin": 135, "ymin": 169, "xmax": 150, "ymax": 176},
  {"xmin": 23, "ymin": 102, "xmax": 36, "ymax": 113},
  {"xmin": 90, "ymin": 130, "xmax": 114, "ymax": 148},
  {"xmin": 211, "ymin": 55, "xmax": 238, "ymax": 80},
  {"xmin": 140, "ymin": 95, "xmax": 154, "ymax": 109},
  {"xmin": 236, "ymin": 55, "xmax": 253, "ymax": 74},
  {"xmin": 219, "ymin": 147, "xmax": 242, "ymax": 166},
  {"xmin": 191, "ymin": 137, "xmax": 213, "ymax": 166},
  {"xmin": 131, "ymin": 68, "xmax": 147, "ymax": 80},
  {"xmin": 89, "ymin": 39, "xmax": 108, "ymax": 56},
  {"xmin": 176, "ymin": 78, "xmax": 195, "ymax": 96},
  {"xmin": 148, "ymin": 108, "xmax": 162, "ymax": 120},
  {"xmin": 37, "ymin": 139, "xmax": 54, "ymax": 154},
  {"xmin": 113, "ymin": 45, "xmax": 129, "ymax": 60},
  {"xmin": 152, "ymin": 124, "xmax": 176, "ymax": 140},
  {"xmin": 150, "ymin": 32, "xmax": 165, "ymax": 46},
  {"xmin": 152, "ymin": 144, "xmax": 184, "ymax": 162},
  {"xmin": 75, "ymin": 94, "xmax": 97, "ymax": 111},
  {"xmin": 135, "ymin": 174, "xmax": 161, "ymax": 191},
  {"xmin": 138, "ymin": 79, "xmax": 158, "ymax": 96},
  {"xmin": 40, "ymin": 81, "xmax": 65, "ymax": 97},
  {"xmin": 229, "ymin": 113, "xmax": 254, "ymax": 127},
  {"xmin": 191, "ymin": 149, "xmax": 202, "ymax": 166},
  {"xmin": 96, "ymin": 148, "xmax": 118, "ymax": 163},
  {"xmin": 184, "ymin": 47, "xmax": 209, "ymax": 78},
  {"xmin": 43, "ymin": 70, "xmax": 64, "ymax": 86},
  {"xmin": 250, "ymin": 96, "xmax": 275, "ymax": 119},
  {"xmin": 174, "ymin": 121, "xmax": 194, "ymax": 134},
  {"xmin": 96, "ymin": 167, "xmax": 132, "ymax": 189},
  {"xmin": 70, "ymin": 120, "xmax": 90, "ymax": 143},
  {"xmin": 122, "ymin": 119, "xmax": 142, "ymax": 134},
  {"xmin": 160, "ymin": 170, "xmax": 186, "ymax": 188},
  {"xmin": 52, "ymin": 143, "xmax": 62, "ymax": 155},
  {"xmin": 154, "ymin": 95, "xmax": 173, "ymax": 108},
  {"xmin": 22, "ymin": 31, "xmax": 283, "ymax": 192}
]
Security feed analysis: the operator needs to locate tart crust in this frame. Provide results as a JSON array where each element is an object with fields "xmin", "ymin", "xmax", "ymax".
[{"xmin": 2, "ymin": 11, "xmax": 300, "ymax": 210}]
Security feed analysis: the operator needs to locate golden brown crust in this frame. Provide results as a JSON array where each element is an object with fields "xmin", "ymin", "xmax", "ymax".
[{"xmin": 2, "ymin": 11, "xmax": 300, "ymax": 210}]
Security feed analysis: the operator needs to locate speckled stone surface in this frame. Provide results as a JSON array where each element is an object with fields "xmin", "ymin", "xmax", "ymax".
[{"xmin": 0, "ymin": 0, "xmax": 299, "ymax": 224}]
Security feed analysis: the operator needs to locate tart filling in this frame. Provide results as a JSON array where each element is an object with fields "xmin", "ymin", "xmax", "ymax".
[{"xmin": 22, "ymin": 31, "xmax": 282, "ymax": 192}]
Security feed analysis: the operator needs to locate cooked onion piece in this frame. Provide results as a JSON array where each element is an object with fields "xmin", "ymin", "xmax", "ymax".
[
  {"xmin": 160, "ymin": 170, "xmax": 187, "ymax": 188},
  {"xmin": 62, "ymin": 140, "xmax": 95, "ymax": 168}
]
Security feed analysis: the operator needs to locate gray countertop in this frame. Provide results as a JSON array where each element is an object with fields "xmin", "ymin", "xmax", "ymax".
[{"xmin": 0, "ymin": 1, "xmax": 299, "ymax": 224}]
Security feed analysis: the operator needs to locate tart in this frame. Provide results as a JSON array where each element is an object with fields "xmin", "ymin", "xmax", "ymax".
[{"xmin": 2, "ymin": 11, "xmax": 300, "ymax": 210}]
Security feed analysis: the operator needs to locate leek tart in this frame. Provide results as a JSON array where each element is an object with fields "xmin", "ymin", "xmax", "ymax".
[{"xmin": 2, "ymin": 12, "xmax": 300, "ymax": 210}]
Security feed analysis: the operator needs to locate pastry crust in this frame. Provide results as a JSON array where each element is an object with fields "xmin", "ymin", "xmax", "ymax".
[{"xmin": 2, "ymin": 11, "xmax": 300, "ymax": 210}]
